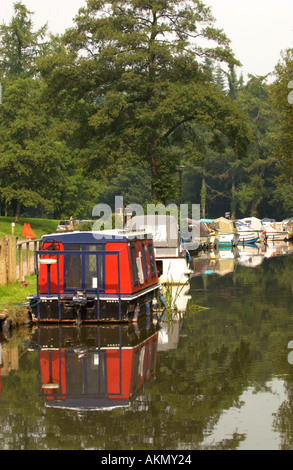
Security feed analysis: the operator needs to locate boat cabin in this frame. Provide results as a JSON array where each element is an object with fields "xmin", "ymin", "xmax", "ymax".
[{"xmin": 28, "ymin": 230, "xmax": 160, "ymax": 323}]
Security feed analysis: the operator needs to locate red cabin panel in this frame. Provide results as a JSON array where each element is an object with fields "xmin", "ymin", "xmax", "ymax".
[
  {"xmin": 105, "ymin": 242, "xmax": 132, "ymax": 294},
  {"xmin": 39, "ymin": 242, "xmax": 64, "ymax": 294}
]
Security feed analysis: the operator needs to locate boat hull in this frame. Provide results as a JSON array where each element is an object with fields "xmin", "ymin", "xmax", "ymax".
[
  {"xmin": 218, "ymin": 233, "xmax": 239, "ymax": 246},
  {"xmin": 29, "ymin": 286, "xmax": 160, "ymax": 323},
  {"xmin": 265, "ymin": 232, "xmax": 289, "ymax": 241},
  {"xmin": 237, "ymin": 230, "xmax": 260, "ymax": 244},
  {"xmin": 156, "ymin": 257, "xmax": 191, "ymax": 284}
]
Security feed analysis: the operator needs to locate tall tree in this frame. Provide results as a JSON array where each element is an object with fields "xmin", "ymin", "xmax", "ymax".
[
  {"xmin": 270, "ymin": 49, "xmax": 293, "ymax": 217},
  {"xmin": 235, "ymin": 76, "xmax": 281, "ymax": 217},
  {"xmin": 0, "ymin": 3, "xmax": 69, "ymax": 220},
  {"xmin": 40, "ymin": 0, "xmax": 251, "ymax": 203},
  {"xmin": 0, "ymin": 1, "xmax": 47, "ymax": 78}
]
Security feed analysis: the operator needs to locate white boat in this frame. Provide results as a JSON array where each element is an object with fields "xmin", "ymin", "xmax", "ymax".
[
  {"xmin": 239, "ymin": 217, "xmax": 267, "ymax": 242},
  {"xmin": 262, "ymin": 220, "xmax": 289, "ymax": 241},
  {"xmin": 236, "ymin": 221, "xmax": 260, "ymax": 244},
  {"xmin": 126, "ymin": 215, "xmax": 191, "ymax": 284},
  {"xmin": 282, "ymin": 218, "xmax": 293, "ymax": 239}
]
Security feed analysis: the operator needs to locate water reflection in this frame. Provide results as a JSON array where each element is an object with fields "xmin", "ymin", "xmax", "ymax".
[
  {"xmin": 29, "ymin": 322, "xmax": 160, "ymax": 411},
  {"xmin": 0, "ymin": 242, "xmax": 293, "ymax": 450},
  {"xmin": 190, "ymin": 241, "xmax": 293, "ymax": 276}
]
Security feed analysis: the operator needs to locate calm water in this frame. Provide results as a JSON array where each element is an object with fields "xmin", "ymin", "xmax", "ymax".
[{"xmin": 0, "ymin": 241, "xmax": 293, "ymax": 451}]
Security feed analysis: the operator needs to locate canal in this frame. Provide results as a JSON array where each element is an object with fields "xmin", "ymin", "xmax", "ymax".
[{"xmin": 0, "ymin": 241, "xmax": 292, "ymax": 450}]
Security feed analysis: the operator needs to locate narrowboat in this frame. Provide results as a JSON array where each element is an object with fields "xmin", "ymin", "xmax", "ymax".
[
  {"xmin": 28, "ymin": 230, "xmax": 161, "ymax": 323},
  {"xmin": 28, "ymin": 322, "xmax": 159, "ymax": 410}
]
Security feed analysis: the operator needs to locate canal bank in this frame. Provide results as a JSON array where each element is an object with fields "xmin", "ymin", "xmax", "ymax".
[{"xmin": 0, "ymin": 273, "xmax": 36, "ymax": 329}]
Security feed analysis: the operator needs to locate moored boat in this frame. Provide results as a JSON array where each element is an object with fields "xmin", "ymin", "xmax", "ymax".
[
  {"xmin": 208, "ymin": 217, "xmax": 239, "ymax": 246},
  {"xmin": 28, "ymin": 230, "xmax": 161, "ymax": 323},
  {"xmin": 238, "ymin": 217, "xmax": 267, "ymax": 242},
  {"xmin": 236, "ymin": 221, "xmax": 260, "ymax": 244},
  {"xmin": 261, "ymin": 219, "xmax": 289, "ymax": 241},
  {"xmin": 183, "ymin": 218, "xmax": 219, "ymax": 251},
  {"xmin": 282, "ymin": 218, "xmax": 293, "ymax": 239},
  {"xmin": 126, "ymin": 215, "xmax": 191, "ymax": 284}
]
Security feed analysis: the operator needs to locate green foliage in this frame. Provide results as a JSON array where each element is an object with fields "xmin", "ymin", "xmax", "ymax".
[
  {"xmin": 39, "ymin": 0, "xmax": 250, "ymax": 203},
  {"xmin": 0, "ymin": 1, "xmax": 291, "ymax": 221},
  {"xmin": 270, "ymin": 48, "xmax": 293, "ymax": 184}
]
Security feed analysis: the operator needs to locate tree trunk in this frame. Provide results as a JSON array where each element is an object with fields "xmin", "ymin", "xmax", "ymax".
[
  {"xmin": 150, "ymin": 153, "xmax": 160, "ymax": 201},
  {"xmin": 231, "ymin": 170, "xmax": 236, "ymax": 219},
  {"xmin": 201, "ymin": 176, "xmax": 206, "ymax": 218},
  {"xmin": 14, "ymin": 200, "xmax": 21, "ymax": 223}
]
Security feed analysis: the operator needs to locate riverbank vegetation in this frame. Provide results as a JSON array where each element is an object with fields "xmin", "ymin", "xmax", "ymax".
[
  {"xmin": 0, "ymin": 274, "xmax": 36, "ymax": 325},
  {"xmin": 0, "ymin": 1, "xmax": 292, "ymax": 222}
]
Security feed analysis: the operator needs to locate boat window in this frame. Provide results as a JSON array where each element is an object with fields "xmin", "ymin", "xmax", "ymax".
[
  {"xmin": 64, "ymin": 244, "xmax": 104, "ymax": 291},
  {"xmin": 147, "ymin": 242, "xmax": 156, "ymax": 277},
  {"xmin": 65, "ymin": 245, "xmax": 82, "ymax": 289},
  {"xmin": 141, "ymin": 244, "xmax": 148, "ymax": 281},
  {"xmin": 130, "ymin": 244, "xmax": 138, "ymax": 285},
  {"xmin": 84, "ymin": 245, "xmax": 104, "ymax": 290}
]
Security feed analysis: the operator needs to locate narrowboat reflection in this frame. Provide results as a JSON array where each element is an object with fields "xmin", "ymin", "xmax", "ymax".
[{"xmin": 28, "ymin": 321, "xmax": 160, "ymax": 410}]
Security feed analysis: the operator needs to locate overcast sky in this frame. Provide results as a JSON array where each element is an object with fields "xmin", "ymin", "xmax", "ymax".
[{"xmin": 1, "ymin": 0, "xmax": 293, "ymax": 80}]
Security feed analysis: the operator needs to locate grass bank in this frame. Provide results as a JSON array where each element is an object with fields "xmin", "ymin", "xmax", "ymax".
[
  {"xmin": 0, "ymin": 216, "xmax": 58, "ymax": 326},
  {"xmin": 0, "ymin": 274, "xmax": 36, "ymax": 326},
  {"xmin": 0, "ymin": 216, "xmax": 59, "ymax": 239}
]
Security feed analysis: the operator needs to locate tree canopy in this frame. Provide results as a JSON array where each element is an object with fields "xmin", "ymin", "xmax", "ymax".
[{"xmin": 0, "ymin": 1, "xmax": 292, "ymax": 220}]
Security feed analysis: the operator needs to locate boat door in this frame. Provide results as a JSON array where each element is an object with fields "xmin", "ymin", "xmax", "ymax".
[{"xmin": 63, "ymin": 243, "xmax": 105, "ymax": 293}]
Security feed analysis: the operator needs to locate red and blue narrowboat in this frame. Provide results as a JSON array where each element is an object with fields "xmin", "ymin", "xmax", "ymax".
[
  {"xmin": 28, "ymin": 323, "xmax": 159, "ymax": 410},
  {"xmin": 28, "ymin": 230, "xmax": 161, "ymax": 323}
]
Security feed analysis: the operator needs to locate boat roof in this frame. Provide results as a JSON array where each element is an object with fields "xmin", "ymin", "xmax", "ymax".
[
  {"xmin": 200, "ymin": 219, "xmax": 214, "ymax": 223},
  {"xmin": 212, "ymin": 217, "xmax": 236, "ymax": 231},
  {"xmin": 42, "ymin": 230, "xmax": 153, "ymax": 244}
]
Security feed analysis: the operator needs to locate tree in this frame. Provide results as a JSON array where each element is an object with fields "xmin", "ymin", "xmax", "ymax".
[
  {"xmin": 0, "ymin": 1, "xmax": 47, "ymax": 78},
  {"xmin": 270, "ymin": 48, "xmax": 293, "ymax": 217},
  {"xmin": 235, "ymin": 76, "xmax": 281, "ymax": 217},
  {"xmin": 0, "ymin": 3, "xmax": 83, "ymax": 221},
  {"xmin": 40, "ymin": 0, "xmax": 251, "ymax": 203}
]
